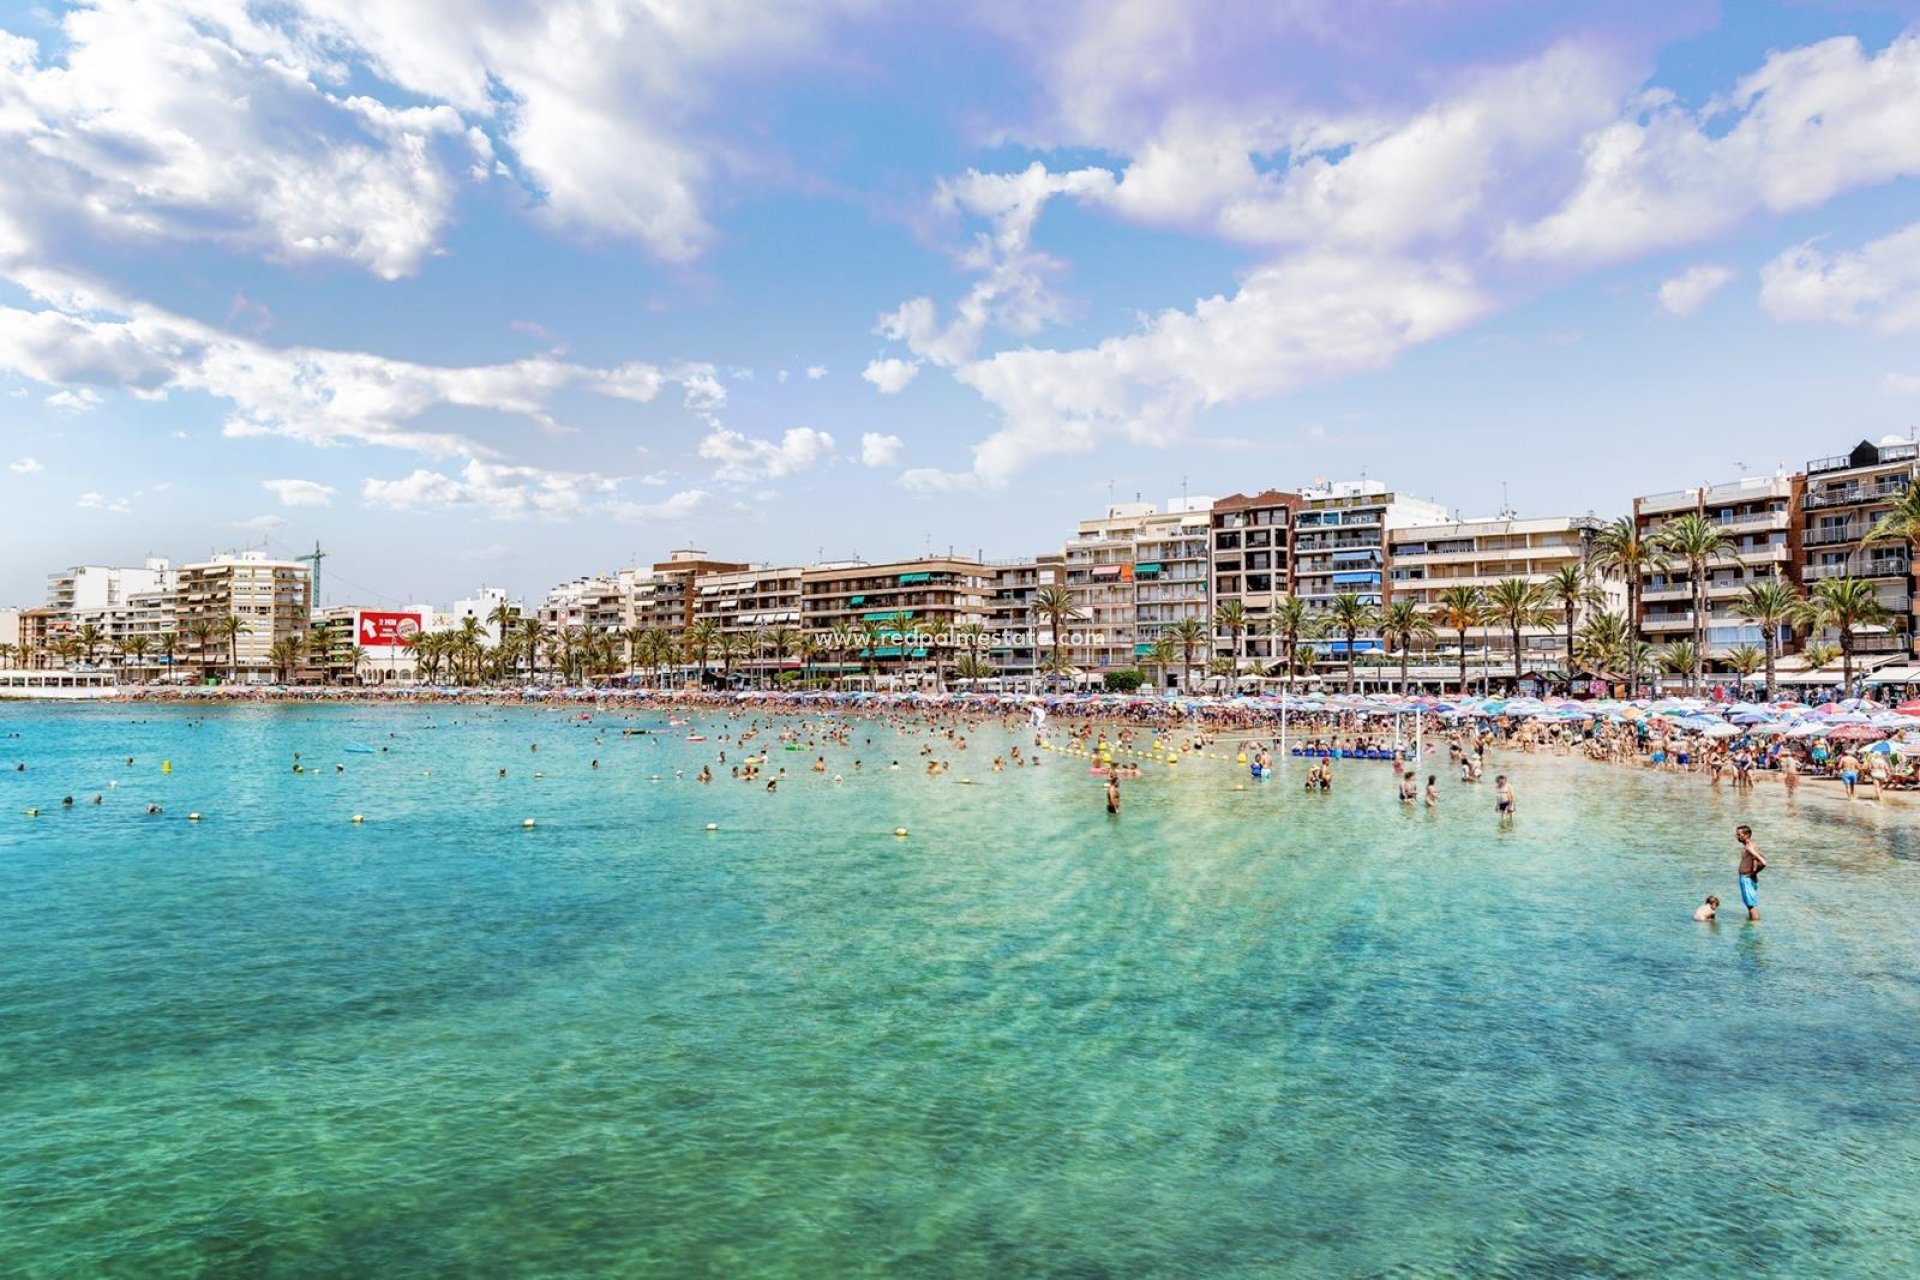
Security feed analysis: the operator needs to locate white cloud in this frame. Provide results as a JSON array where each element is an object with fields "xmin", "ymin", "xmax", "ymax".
[
  {"xmin": 611, "ymin": 488, "xmax": 708, "ymax": 523},
  {"xmin": 1886, "ymin": 373, "xmax": 1920, "ymax": 397},
  {"xmin": 226, "ymin": 514, "xmax": 288, "ymax": 533},
  {"xmin": 9, "ymin": 456, "xmax": 42, "ymax": 474},
  {"xmin": 1505, "ymin": 34, "xmax": 1920, "ymax": 265},
  {"xmin": 45, "ymin": 387, "xmax": 102, "ymax": 413},
  {"xmin": 262, "ymin": 478, "xmax": 337, "ymax": 508},
  {"xmin": 1657, "ymin": 265, "xmax": 1735, "ymax": 316},
  {"xmin": 805, "ymin": 365, "xmax": 828, "ymax": 380},
  {"xmin": 77, "ymin": 490, "xmax": 131, "ymax": 514},
  {"xmin": 697, "ymin": 425, "xmax": 835, "ymax": 483},
  {"xmin": 0, "ymin": 268, "xmax": 725, "ymax": 458},
  {"xmin": 1760, "ymin": 222, "xmax": 1920, "ymax": 334},
  {"xmin": 859, "ymin": 432, "xmax": 904, "ymax": 467},
  {"xmin": 920, "ymin": 252, "xmax": 1487, "ymax": 487},
  {"xmin": 362, "ymin": 460, "xmax": 623, "ymax": 520},
  {"xmin": 861, "ymin": 357, "xmax": 920, "ymax": 394}
]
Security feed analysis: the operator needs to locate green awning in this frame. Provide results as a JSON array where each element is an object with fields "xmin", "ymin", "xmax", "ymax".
[
  {"xmin": 848, "ymin": 595, "xmax": 865, "ymax": 605},
  {"xmin": 898, "ymin": 572, "xmax": 932, "ymax": 584},
  {"xmin": 862, "ymin": 609, "xmax": 915, "ymax": 622},
  {"xmin": 1134, "ymin": 642, "xmax": 1156, "ymax": 655},
  {"xmin": 1134, "ymin": 562, "xmax": 1162, "ymax": 575}
]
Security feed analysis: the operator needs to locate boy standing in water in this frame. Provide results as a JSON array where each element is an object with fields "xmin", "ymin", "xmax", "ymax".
[
  {"xmin": 1735, "ymin": 825, "xmax": 1766, "ymax": 921},
  {"xmin": 1494, "ymin": 775, "xmax": 1515, "ymax": 822}
]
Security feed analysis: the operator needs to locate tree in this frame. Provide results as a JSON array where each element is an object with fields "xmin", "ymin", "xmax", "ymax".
[
  {"xmin": 1734, "ymin": 574, "xmax": 1802, "ymax": 701},
  {"xmin": 683, "ymin": 619, "xmax": 720, "ymax": 687},
  {"xmin": 119, "ymin": 634, "xmax": 151, "ymax": 683},
  {"xmin": 1661, "ymin": 641, "xmax": 1699, "ymax": 690},
  {"xmin": 1432, "ymin": 585, "xmax": 1486, "ymax": 696},
  {"xmin": 1145, "ymin": 636, "xmax": 1178, "ymax": 691},
  {"xmin": 623, "ymin": 626, "xmax": 647, "ymax": 681},
  {"xmin": 1378, "ymin": 599, "xmax": 1434, "ymax": 694},
  {"xmin": 519, "ymin": 617, "xmax": 547, "ymax": 685},
  {"xmin": 215, "ymin": 613, "xmax": 253, "ymax": 683},
  {"xmin": 954, "ymin": 653, "xmax": 994, "ymax": 682},
  {"xmin": 1574, "ymin": 611, "xmax": 1632, "ymax": 684},
  {"xmin": 1864, "ymin": 480, "xmax": 1920, "ymax": 561},
  {"xmin": 1486, "ymin": 579, "xmax": 1546, "ymax": 688},
  {"xmin": 1653, "ymin": 512, "xmax": 1736, "ymax": 695},
  {"xmin": 1266, "ymin": 597, "xmax": 1312, "ymax": 679},
  {"xmin": 795, "ymin": 633, "xmax": 823, "ymax": 685},
  {"xmin": 74, "ymin": 622, "xmax": 105, "ymax": 666},
  {"xmin": 344, "ymin": 644, "xmax": 369, "ymax": 686},
  {"xmin": 1324, "ymin": 592, "xmax": 1378, "ymax": 694},
  {"xmin": 1031, "ymin": 586, "xmax": 1082, "ymax": 687},
  {"xmin": 1591, "ymin": 516, "xmax": 1669, "ymax": 656},
  {"xmin": 769, "ymin": 627, "xmax": 801, "ymax": 687},
  {"xmin": 185, "ymin": 619, "xmax": 217, "ymax": 681},
  {"xmin": 1800, "ymin": 639, "xmax": 1842, "ymax": 673},
  {"xmin": 156, "ymin": 631, "xmax": 179, "ymax": 680},
  {"xmin": 1213, "ymin": 600, "xmax": 1249, "ymax": 679},
  {"xmin": 855, "ymin": 618, "xmax": 891, "ymax": 684},
  {"xmin": 1170, "ymin": 617, "xmax": 1208, "ymax": 693},
  {"xmin": 1543, "ymin": 563, "xmax": 1603, "ymax": 687},
  {"xmin": 1796, "ymin": 576, "xmax": 1892, "ymax": 694},
  {"xmin": 1723, "ymin": 644, "xmax": 1766, "ymax": 687},
  {"xmin": 1103, "ymin": 668, "xmax": 1147, "ymax": 693},
  {"xmin": 268, "ymin": 633, "xmax": 305, "ymax": 684},
  {"xmin": 0, "ymin": 643, "xmax": 15, "ymax": 670},
  {"xmin": 717, "ymin": 631, "xmax": 746, "ymax": 686}
]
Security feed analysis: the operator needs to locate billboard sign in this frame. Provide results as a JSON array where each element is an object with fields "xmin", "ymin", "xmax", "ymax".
[{"xmin": 358, "ymin": 610, "xmax": 424, "ymax": 648}]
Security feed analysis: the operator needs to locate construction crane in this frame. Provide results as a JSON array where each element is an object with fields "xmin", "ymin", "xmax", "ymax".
[{"xmin": 295, "ymin": 541, "xmax": 328, "ymax": 610}]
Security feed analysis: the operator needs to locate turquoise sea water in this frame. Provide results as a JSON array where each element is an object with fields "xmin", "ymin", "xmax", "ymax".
[{"xmin": 4, "ymin": 703, "xmax": 1920, "ymax": 1277}]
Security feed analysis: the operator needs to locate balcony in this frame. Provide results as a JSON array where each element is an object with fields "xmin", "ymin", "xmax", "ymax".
[
  {"xmin": 1804, "ymin": 481, "xmax": 1912, "ymax": 510},
  {"xmin": 1805, "ymin": 522, "xmax": 1872, "ymax": 547},
  {"xmin": 1803, "ymin": 559, "xmax": 1909, "ymax": 582},
  {"xmin": 1808, "ymin": 442, "xmax": 1917, "ymax": 475}
]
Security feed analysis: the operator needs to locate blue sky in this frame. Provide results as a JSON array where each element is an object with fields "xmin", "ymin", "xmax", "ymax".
[{"xmin": 3, "ymin": 0, "xmax": 1920, "ymax": 608}]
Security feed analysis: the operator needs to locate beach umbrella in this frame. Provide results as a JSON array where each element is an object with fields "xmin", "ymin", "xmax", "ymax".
[
  {"xmin": 1895, "ymin": 700, "xmax": 1920, "ymax": 716},
  {"xmin": 1827, "ymin": 723, "xmax": 1889, "ymax": 742},
  {"xmin": 1701, "ymin": 722, "xmax": 1741, "ymax": 738},
  {"xmin": 1866, "ymin": 740, "xmax": 1895, "ymax": 755}
]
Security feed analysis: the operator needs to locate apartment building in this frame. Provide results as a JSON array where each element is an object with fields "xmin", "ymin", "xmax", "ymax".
[
  {"xmin": 1060, "ymin": 499, "xmax": 1214, "ymax": 678},
  {"xmin": 694, "ymin": 565, "xmax": 804, "ymax": 676},
  {"xmin": 1389, "ymin": 515, "xmax": 1608, "ymax": 670},
  {"xmin": 1211, "ymin": 490, "xmax": 1299, "ymax": 668},
  {"xmin": 1633, "ymin": 473, "xmax": 1802, "ymax": 661},
  {"xmin": 1292, "ymin": 482, "xmax": 1449, "ymax": 656},
  {"xmin": 1800, "ymin": 438, "xmax": 1918, "ymax": 658},
  {"xmin": 175, "ymin": 551, "xmax": 313, "ymax": 683},
  {"xmin": 44, "ymin": 559, "xmax": 178, "ymax": 668},
  {"xmin": 983, "ymin": 554, "xmax": 1064, "ymax": 681},
  {"xmin": 449, "ymin": 587, "xmax": 520, "ymax": 644},
  {"xmin": 634, "ymin": 549, "xmax": 748, "ymax": 636},
  {"xmin": 1131, "ymin": 500, "xmax": 1214, "ymax": 669},
  {"xmin": 537, "ymin": 574, "xmax": 628, "ymax": 634},
  {"xmin": 800, "ymin": 557, "xmax": 992, "ymax": 682}
]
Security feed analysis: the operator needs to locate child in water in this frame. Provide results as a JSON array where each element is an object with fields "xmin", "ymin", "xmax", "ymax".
[{"xmin": 1693, "ymin": 895, "xmax": 1719, "ymax": 922}]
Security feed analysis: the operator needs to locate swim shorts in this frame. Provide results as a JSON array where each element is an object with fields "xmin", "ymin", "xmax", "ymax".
[
  {"xmin": 1842, "ymin": 771, "xmax": 1859, "ymax": 785},
  {"xmin": 1738, "ymin": 874, "xmax": 1759, "ymax": 909}
]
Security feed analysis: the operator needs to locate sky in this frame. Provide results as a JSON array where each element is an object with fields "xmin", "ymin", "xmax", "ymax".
[{"xmin": 3, "ymin": 0, "xmax": 1920, "ymax": 610}]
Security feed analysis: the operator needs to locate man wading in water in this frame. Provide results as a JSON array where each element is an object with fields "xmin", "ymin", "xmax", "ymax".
[{"xmin": 1736, "ymin": 825, "xmax": 1767, "ymax": 921}]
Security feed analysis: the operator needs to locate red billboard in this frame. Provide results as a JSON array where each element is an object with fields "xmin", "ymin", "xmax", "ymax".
[{"xmin": 358, "ymin": 610, "xmax": 424, "ymax": 648}]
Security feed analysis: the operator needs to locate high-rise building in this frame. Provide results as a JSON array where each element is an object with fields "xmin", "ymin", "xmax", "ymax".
[
  {"xmin": 1388, "ymin": 514, "xmax": 1609, "ymax": 679},
  {"xmin": 1210, "ymin": 490, "xmax": 1299, "ymax": 670},
  {"xmin": 175, "ymin": 551, "xmax": 313, "ymax": 683},
  {"xmin": 800, "ymin": 556, "xmax": 992, "ymax": 686},
  {"xmin": 44, "ymin": 558, "xmax": 177, "ymax": 669},
  {"xmin": 634, "ymin": 550, "xmax": 748, "ymax": 636},
  {"xmin": 1633, "ymin": 473, "xmax": 1802, "ymax": 663},
  {"xmin": 694, "ymin": 565, "xmax": 804, "ymax": 679},
  {"xmin": 983, "ymin": 554, "xmax": 1064, "ymax": 682},
  {"xmin": 1292, "ymin": 482, "xmax": 1449, "ymax": 659},
  {"xmin": 1061, "ymin": 498, "xmax": 1213, "ymax": 679},
  {"xmin": 449, "ymin": 587, "xmax": 520, "ymax": 644},
  {"xmin": 1800, "ymin": 438, "xmax": 1918, "ymax": 659}
]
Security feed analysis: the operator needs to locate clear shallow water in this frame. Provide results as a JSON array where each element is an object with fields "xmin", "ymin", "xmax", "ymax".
[{"xmin": 3, "ymin": 704, "xmax": 1919, "ymax": 1278}]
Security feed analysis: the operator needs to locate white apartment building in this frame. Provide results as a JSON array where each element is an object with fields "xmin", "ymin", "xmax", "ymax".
[
  {"xmin": 449, "ymin": 587, "xmax": 520, "ymax": 644},
  {"xmin": 1388, "ymin": 514, "xmax": 1610, "ymax": 673},
  {"xmin": 1061, "ymin": 499, "xmax": 1213, "ymax": 679},
  {"xmin": 1292, "ymin": 482, "xmax": 1448, "ymax": 658},
  {"xmin": 1636, "ymin": 472, "xmax": 1803, "ymax": 660},
  {"xmin": 694, "ymin": 565, "xmax": 804, "ymax": 677}
]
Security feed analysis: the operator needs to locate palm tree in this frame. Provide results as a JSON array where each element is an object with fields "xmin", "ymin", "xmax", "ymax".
[
  {"xmin": 1574, "ymin": 610, "xmax": 1632, "ymax": 685},
  {"xmin": 796, "ymin": 632, "xmax": 823, "ymax": 686},
  {"xmin": 344, "ymin": 644, "xmax": 369, "ymax": 686},
  {"xmin": 1378, "ymin": 599, "xmax": 1434, "ymax": 694},
  {"xmin": 1591, "ymin": 515, "xmax": 1669, "ymax": 653},
  {"xmin": 156, "ymin": 631, "xmax": 179, "ymax": 681},
  {"xmin": 1661, "ymin": 641, "xmax": 1698, "ymax": 690},
  {"xmin": 1213, "ymin": 600, "xmax": 1249, "ymax": 679},
  {"xmin": 1654, "ymin": 512, "xmax": 1736, "ymax": 696},
  {"xmin": 215, "ymin": 613, "xmax": 253, "ymax": 683},
  {"xmin": 1796, "ymin": 576, "xmax": 1893, "ymax": 693},
  {"xmin": 769, "ymin": 627, "xmax": 801, "ymax": 687},
  {"xmin": 1800, "ymin": 639, "xmax": 1842, "ymax": 674},
  {"xmin": 119, "ymin": 634, "xmax": 151, "ymax": 683},
  {"xmin": 1431, "ymin": 585, "xmax": 1486, "ymax": 696},
  {"xmin": 519, "ymin": 617, "xmax": 548, "ymax": 685},
  {"xmin": 1031, "ymin": 586, "xmax": 1082, "ymax": 688},
  {"xmin": 268, "ymin": 634, "xmax": 305, "ymax": 685},
  {"xmin": 954, "ymin": 653, "xmax": 993, "ymax": 682},
  {"xmin": 1543, "ymin": 563, "xmax": 1602, "ymax": 689},
  {"xmin": 683, "ymin": 619, "xmax": 720, "ymax": 688},
  {"xmin": 0, "ymin": 643, "xmax": 15, "ymax": 670},
  {"xmin": 487, "ymin": 601, "xmax": 519, "ymax": 650},
  {"xmin": 185, "ymin": 619, "xmax": 217, "ymax": 681},
  {"xmin": 1734, "ymin": 574, "xmax": 1802, "ymax": 700},
  {"xmin": 1864, "ymin": 481, "xmax": 1920, "ymax": 562},
  {"xmin": 1723, "ymin": 644, "xmax": 1766, "ymax": 690},
  {"xmin": 74, "ymin": 622, "xmax": 105, "ymax": 666},
  {"xmin": 1485, "ymin": 579, "xmax": 1546, "ymax": 688},
  {"xmin": 1170, "ymin": 617, "xmax": 1208, "ymax": 693},
  {"xmin": 717, "ymin": 632, "xmax": 746, "ymax": 686},
  {"xmin": 1625, "ymin": 641, "xmax": 1658, "ymax": 696},
  {"xmin": 1145, "ymin": 635, "xmax": 1179, "ymax": 692},
  {"xmin": 1323, "ymin": 592, "xmax": 1378, "ymax": 694},
  {"xmin": 1266, "ymin": 597, "xmax": 1312, "ymax": 680}
]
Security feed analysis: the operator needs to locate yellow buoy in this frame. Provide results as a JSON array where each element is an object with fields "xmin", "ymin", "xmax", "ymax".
[
  {"xmin": 188, "ymin": 812, "xmax": 203, "ymax": 821},
  {"xmin": 705, "ymin": 823, "xmax": 719, "ymax": 831},
  {"xmin": 161, "ymin": 761, "xmax": 172, "ymax": 774},
  {"xmin": 24, "ymin": 808, "xmax": 38, "ymax": 817},
  {"xmin": 522, "ymin": 818, "xmax": 537, "ymax": 828},
  {"xmin": 351, "ymin": 814, "xmax": 365, "ymax": 824},
  {"xmin": 893, "ymin": 827, "xmax": 909, "ymax": 837}
]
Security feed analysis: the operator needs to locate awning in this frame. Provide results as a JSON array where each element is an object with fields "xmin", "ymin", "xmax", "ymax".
[
  {"xmin": 1779, "ymin": 668, "xmax": 1846, "ymax": 686},
  {"xmin": 1332, "ymin": 571, "xmax": 1381, "ymax": 585},
  {"xmin": 1091, "ymin": 565, "xmax": 1122, "ymax": 578},
  {"xmin": 848, "ymin": 595, "xmax": 865, "ymax": 605},
  {"xmin": 1134, "ymin": 562, "xmax": 1163, "ymax": 575},
  {"xmin": 1331, "ymin": 548, "xmax": 1380, "ymax": 561},
  {"xmin": 862, "ymin": 609, "xmax": 915, "ymax": 622},
  {"xmin": 1865, "ymin": 665, "xmax": 1920, "ymax": 685},
  {"xmin": 898, "ymin": 572, "xmax": 932, "ymax": 585}
]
